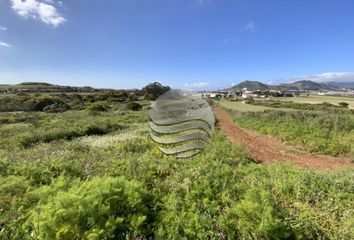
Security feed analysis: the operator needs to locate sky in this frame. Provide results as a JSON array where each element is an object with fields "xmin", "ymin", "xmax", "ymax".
[{"xmin": 0, "ymin": 0, "xmax": 354, "ymax": 90}]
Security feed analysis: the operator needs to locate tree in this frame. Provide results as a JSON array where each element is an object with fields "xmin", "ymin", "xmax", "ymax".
[{"xmin": 142, "ymin": 82, "xmax": 170, "ymax": 100}]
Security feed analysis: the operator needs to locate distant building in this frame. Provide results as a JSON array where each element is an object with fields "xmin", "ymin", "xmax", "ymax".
[
  {"xmin": 242, "ymin": 93, "xmax": 259, "ymax": 98},
  {"xmin": 242, "ymin": 96, "xmax": 255, "ymax": 104},
  {"xmin": 203, "ymin": 92, "xmax": 222, "ymax": 99}
]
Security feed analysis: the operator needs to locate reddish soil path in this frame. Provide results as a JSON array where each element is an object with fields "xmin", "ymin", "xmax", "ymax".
[{"xmin": 214, "ymin": 106, "xmax": 353, "ymax": 171}]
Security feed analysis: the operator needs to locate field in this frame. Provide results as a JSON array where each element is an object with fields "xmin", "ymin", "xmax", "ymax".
[
  {"xmin": 220, "ymin": 95, "xmax": 354, "ymax": 113},
  {"xmin": 0, "ymin": 93, "xmax": 353, "ymax": 239},
  {"xmin": 219, "ymin": 101, "xmax": 274, "ymax": 112},
  {"xmin": 268, "ymin": 94, "xmax": 354, "ymax": 106},
  {"xmin": 219, "ymin": 100, "xmax": 293, "ymax": 112}
]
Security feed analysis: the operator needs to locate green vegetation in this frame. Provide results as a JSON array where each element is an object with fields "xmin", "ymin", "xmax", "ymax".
[
  {"xmin": 0, "ymin": 99, "xmax": 352, "ymax": 239},
  {"xmin": 232, "ymin": 109, "xmax": 354, "ymax": 157},
  {"xmin": 0, "ymin": 95, "xmax": 69, "ymax": 112},
  {"xmin": 126, "ymin": 102, "xmax": 143, "ymax": 111},
  {"xmin": 86, "ymin": 102, "xmax": 110, "ymax": 111}
]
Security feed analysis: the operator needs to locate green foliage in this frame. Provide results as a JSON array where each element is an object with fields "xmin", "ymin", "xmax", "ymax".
[
  {"xmin": 338, "ymin": 102, "xmax": 349, "ymax": 108},
  {"xmin": 125, "ymin": 102, "xmax": 143, "ymax": 111},
  {"xmin": 43, "ymin": 102, "xmax": 70, "ymax": 113},
  {"xmin": 0, "ymin": 95, "xmax": 67, "ymax": 112},
  {"xmin": 86, "ymin": 102, "xmax": 109, "ymax": 112},
  {"xmin": 27, "ymin": 177, "xmax": 152, "ymax": 240},
  {"xmin": 0, "ymin": 111, "xmax": 127, "ymax": 149},
  {"xmin": 0, "ymin": 90, "xmax": 144, "ymax": 112}
]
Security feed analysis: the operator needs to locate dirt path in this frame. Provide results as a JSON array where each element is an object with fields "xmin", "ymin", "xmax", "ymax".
[{"xmin": 214, "ymin": 106, "xmax": 353, "ymax": 171}]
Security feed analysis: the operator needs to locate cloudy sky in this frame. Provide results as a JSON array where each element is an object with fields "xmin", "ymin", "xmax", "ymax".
[{"xmin": 0, "ymin": 0, "xmax": 354, "ymax": 90}]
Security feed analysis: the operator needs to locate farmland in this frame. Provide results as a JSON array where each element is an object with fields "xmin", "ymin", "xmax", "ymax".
[
  {"xmin": 0, "ymin": 92, "xmax": 353, "ymax": 239},
  {"xmin": 219, "ymin": 100, "xmax": 294, "ymax": 112},
  {"xmin": 271, "ymin": 95, "xmax": 354, "ymax": 106}
]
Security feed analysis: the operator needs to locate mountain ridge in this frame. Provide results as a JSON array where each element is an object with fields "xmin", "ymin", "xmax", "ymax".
[{"xmin": 228, "ymin": 80, "xmax": 354, "ymax": 91}]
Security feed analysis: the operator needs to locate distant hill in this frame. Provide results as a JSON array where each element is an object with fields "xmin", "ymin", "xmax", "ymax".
[
  {"xmin": 279, "ymin": 80, "xmax": 337, "ymax": 91},
  {"xmin": 228, "ymin": 80, "xmax": 349, "ymax": 91},
  {"xmin": 232, "ymin": 80, "xmax": 271, "ymax": 91},
  {"xmin": 326, "ymin": 82, "xmax": 354, "ymax": 89},
  {"xmin": 0, "ymin": 82, "xmax": 99, "ymax": 93}
]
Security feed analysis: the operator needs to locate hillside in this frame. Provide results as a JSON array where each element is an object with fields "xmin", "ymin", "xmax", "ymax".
[
  {"xmin": 0, "ymin": 82, "xmax": 98, "ymax": 93},
  {"xmin": 327, "ymin": 81, "xmax": 354, "ymax": 89},
  {"xmin": 279, "ymin": 80, "xmax": 337, "ymax": 91},
  {"xmin": 228, "ymin": 80, "xmax": 351, "ymax": 91}
]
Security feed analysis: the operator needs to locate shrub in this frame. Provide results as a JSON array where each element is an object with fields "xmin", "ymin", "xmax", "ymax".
[
  {"xmin": 43, "ymin": 102, "xmax": 70, "ymax": 113},
  {"xmin": 28, "ymin": 177, "xmax": 152, "ymax": 240},
  {"xmin": 338, "ymin": 102, "xmax": 349, "ymax": 108},
  {"xmin": 87, "ymin": 102, "xmax": 109, "ymax": 112},
  {"xmin": 126, "ymin": 102, "xmax": 143, "ymax": 111},
  {"xmin": 24, "ymin": 97, "xmax": 57, "ymax": 111},
  {"xmin": 0, "ymin": 96, "xmax": 69, "ymax": 112}
]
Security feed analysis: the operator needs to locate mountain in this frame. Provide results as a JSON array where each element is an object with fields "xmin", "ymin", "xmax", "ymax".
[
  {"xmin": 228, "ymin": 80, "xmax": 343, "ymax": 91},
  {"xmin": 280, "ymin": 80, "xmax": 337, "ymax": 91},
  {"xmin": 231, "ymin": 80, "xmax": 271, "ymax": 91},
  {"xmin": 326, "ymin": 82, "xmax": 354, "ymax": 89}
]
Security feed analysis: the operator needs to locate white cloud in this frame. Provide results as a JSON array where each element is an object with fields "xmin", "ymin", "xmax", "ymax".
[
  {"xmin": 0, "ymin": 26, "xmax": 7, "ymax": 31},
  {"xmin": 0, "ymin": 41, "xmax": 11, "ymax": 47},
  {"xmin": 291, "ymin": 72, "xmax": 354, "ymax": 82},
  {"xmin": 11, "ymin": 0, "xmax": 66, "ymax": 27},
  {"xmin": 245, "ymin": 21, "xmax": 256, "ymax": 31},
  {"xmin": 194, "ymin": 0, "xmax": 211, "ymax": 6},
  {"xmin": 185, "ymin": 82, "xmax": 211, "ymax": 88}
]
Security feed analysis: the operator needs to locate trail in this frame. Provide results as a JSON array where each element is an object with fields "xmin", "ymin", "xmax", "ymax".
[{"xmin": 214, "ymin": 106, "xmax": 353, "ymax": 171}]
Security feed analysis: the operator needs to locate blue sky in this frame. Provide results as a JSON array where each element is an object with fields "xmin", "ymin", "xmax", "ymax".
[{"xmin": 1, "ymin": 0, "xmax": 354, "ymax": 90}]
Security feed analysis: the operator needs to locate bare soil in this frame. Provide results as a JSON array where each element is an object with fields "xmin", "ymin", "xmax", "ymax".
[{"xmin": 214, "ymin": 106, "xmax": 353, "ymax": 171}]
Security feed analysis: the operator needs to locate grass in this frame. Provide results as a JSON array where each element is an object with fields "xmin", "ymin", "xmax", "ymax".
[{"xmin": 0, "ymin": 99, "xmax": 353, "ymax": 239}]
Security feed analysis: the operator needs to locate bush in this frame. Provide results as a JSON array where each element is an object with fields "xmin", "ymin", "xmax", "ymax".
[
  {"xmin": 0, "ymin": 96, "xmax": 62, "ymax": 112},
  {"xmin": 338, "ymin": 102, "xmax": 349, "ymax": 108},
  {"xmin": 24, "ymin": 97, "xmax": 57, "ymax": 111},
  {"xmin": 87, "ymin": 102, "xmax": 109, "ymax": 112},
  {"xmin": 28, "ymin": 177, "xmax": 152, "ymax": 240},
  {"xmin": 126, "ymin": 102, "xmax": 143, "ymax": 111},
  {"xmin": 43, "ymin": 102, "xmax": 70, "ymax": 113}
]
